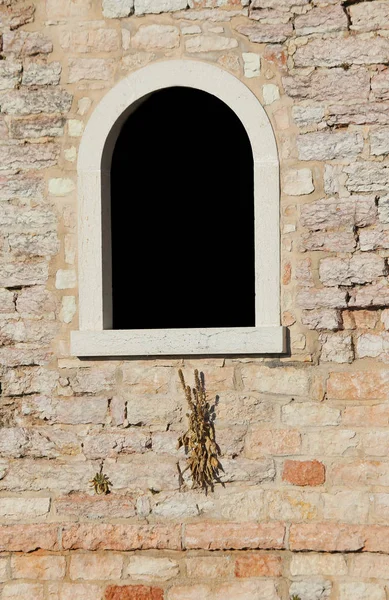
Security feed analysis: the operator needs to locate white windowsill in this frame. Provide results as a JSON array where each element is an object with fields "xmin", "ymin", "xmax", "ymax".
[{"xmin": 71, "ymin": 326, "xmax": 287, "ymax": 357}]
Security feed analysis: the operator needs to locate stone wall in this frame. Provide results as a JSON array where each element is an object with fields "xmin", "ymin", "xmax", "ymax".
[{"xmin": 1, "ymin": 0, "xmax": 389, "ymax": 598}]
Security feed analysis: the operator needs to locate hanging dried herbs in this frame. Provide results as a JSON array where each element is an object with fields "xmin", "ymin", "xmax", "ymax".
[{"xmin": 177, "ymin": 369, "xmax": 222, "ymax": 493}]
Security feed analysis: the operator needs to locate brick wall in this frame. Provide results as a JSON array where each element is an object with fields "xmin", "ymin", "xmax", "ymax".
[{"xmin": 1, "ymin": 0, "xmax": 389, "ymax": 598}]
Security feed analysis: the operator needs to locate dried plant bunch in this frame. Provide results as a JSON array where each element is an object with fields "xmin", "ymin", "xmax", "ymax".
[
  {"xmin": 177, "ymin": 369, "xmax": 222, "ymax": 493},
  {"xmin": 90, "ymin": 463, "xmax": 112, "ymax": 495},
  {"xmin": 291, "ymin": 595, "xmax": 302, "ymax": 600}
]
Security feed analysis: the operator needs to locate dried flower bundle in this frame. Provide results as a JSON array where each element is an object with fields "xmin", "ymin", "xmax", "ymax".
[
  {"xmin": 177, "ymin": 369, "xmax": 222, "ymax": 493},
  {"xmin": 89, "ymin": 463, "xmax": 112, "ymax": 495}
]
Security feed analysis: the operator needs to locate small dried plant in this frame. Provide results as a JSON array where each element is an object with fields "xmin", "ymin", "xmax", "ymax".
[
  {"xmin": 291, "ymin": 595, "xmax": 302, "ymax": 600},
  {"xmin": 177, "ymin": 369, "xmax": 222, "ymax": 493},
  {"xmin": 89, "ymin": 463, "xmax": 112, "ymax": 495}
]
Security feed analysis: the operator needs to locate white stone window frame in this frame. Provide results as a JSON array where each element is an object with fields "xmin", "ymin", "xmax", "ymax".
[{"xmin": 71, "ymin": 60, "xmax": 286, "ymax": 357}]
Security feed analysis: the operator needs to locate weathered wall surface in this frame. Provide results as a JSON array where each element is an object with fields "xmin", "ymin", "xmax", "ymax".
[{"xmin": 1, "ymin": 0, "xmax": 389, "ymax": 598}]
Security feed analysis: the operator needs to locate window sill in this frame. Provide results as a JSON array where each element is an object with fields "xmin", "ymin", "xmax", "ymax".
[{"xmin": 71, "ymin": 326, "xmax": 286, "ymax": 357}]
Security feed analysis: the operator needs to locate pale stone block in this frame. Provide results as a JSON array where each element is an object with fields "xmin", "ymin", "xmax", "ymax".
[
  {"xmin": 282, "ymin": 401, "xmax": 340, "ymax": 426},
  {"xmin": 135, "ymin": 0, "xmax": 188, "ymax": 14},
  {"xmin": 22, "ymin": 62, "xmax": 61, "ymax": 86},
  {"xmin": 284, "ymin": 67, "xmax": 370, "ymax": 103},
  {"xmin": 185, "ymin": 35, "xmax": 238, "ymax": 53},
  {"xmin": 122, "ymin": 28, "xmax": 131, "ymax": 49},
  {"xmin": 0, "ymin": 89, "xmax": 72, "ymax": 115},
  {"xmin": 0, "ymin": 61, "xmax": 22, "ymax": 90},
  {"xmin": 49, "ymin": 178, "xmax": 75, "ymax": 196},
  {"xmin": 0, "ymin": 497, "xmax": 50, "ymax": 520},
  {"xmin": 283, "ymin": 168, "xmax": 314, "ymax": 196},
  {"xmin": 338, "ymin": 582, "xmax": 385, "ymax": 600},
  {"xmin": 242, "ymin": 52, "xmax": 260, "ymax": 78},
  {"xmin": 60, "ymin": 296, "xmax": 76, "ymax": 324},
  {"xmin": 77, "ymin": 97, "xmax": 92, "ymax": 115},
  {"xmin": 68, "ymin": 58, "xmax": 114, "ymax": 83},
  {"xmin": 102, "ymin": 0, "xmax": 134, "ymax": 18},
  {"xmin": 11, "ymin": 555, "xmax": 65, "ymax": 580},
  {"xmin": 292, "ymin": 105, "xmax": 324, "ymax": 126},
  {"xmin": 69, "ymin": 554, "xmax": 123, "ymax": 580},
  {"xmin": 319, "ymin": 255, "xmax": 385, "ymax": 287},
  {"xmin": 132, "ymin": 24, "xmax": 180, "ymax": 49},
  {"xmin": 371, "ymin": 127, "xmax": 389, "ymax": 156},
  {"xmin": 289, "ymin": 581, "xmax": 331, "ymax": 600},
  {"xmin": 297, "ymin": 131, "xmax": 363, "ymax": 161},
  {"xmin": 262, "ymin": 83, "xmax": 280, "ymax": 105},
  {"xmin": 64, "ymin": 147, "xmax": 77, "ymax": 162},
  {"xmin": 56, "ymin": 269, "xmax": 76, "ymax": 290},
  {"xmin": 3, "ymin": 584, "xmax": 44, "ymax": 599},
  {"xmin": 181, "ymin": 25, "xmax": 201, "ymax": 35},
  {"xmin": 295, "ymin": 37, "xmax": 389, "ymax": 67},
  {"xmin": 68, "ymin": 119, "xmax": 84, "ymax": 137},
  {"xmin": 290, "ymin": 553, "xmax": 347, "ymax": 576},
  {"xmin": 345, "ymin": 161, "xmax": 389, "ymax": 192},
  {"xmin": 350, "ymin": 1, "xmax": 389, "ymax": 31},
  {"xmin": 126, "ymin": 556, "xmax": 179, "ymax": 581},
  {"xmin": 322, "ymin": 491, "xmax": 369, "ymax": 523}
]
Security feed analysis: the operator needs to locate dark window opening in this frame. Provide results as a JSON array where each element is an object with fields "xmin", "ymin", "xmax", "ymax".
[{"xmin": 110, "ymin": 86, "xmax": 255, "ymax": 330}]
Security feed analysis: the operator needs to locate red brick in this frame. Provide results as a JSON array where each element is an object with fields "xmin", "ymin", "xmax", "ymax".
[
  {"xmin": 105, "ymin": 586, "xmax": 164, "ymax": 600},
  {"xmin": 235, "ymin": 554, "xmax": 282, "ymax": 577},
  {"xmin": 282, "ymin": 460, "xmax": 325, "ymax": 486},
  {"xmin": 184, "ymin": 522, "xmax": 285, "ymax": 550},
  {"xmin": 62, "ymin": 524, "xmax": 181, "ymax": 551},
  {"xmin": 0, "ymin": 525, "xmax": 59, "ymax": 552}
]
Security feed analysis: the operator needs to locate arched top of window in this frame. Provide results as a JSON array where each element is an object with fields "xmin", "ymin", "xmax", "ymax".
[{"xmin": 71, "ymin": 60, "xmax": 285, "ymax": 357}]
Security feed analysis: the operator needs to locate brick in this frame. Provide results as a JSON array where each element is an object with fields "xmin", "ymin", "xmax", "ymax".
[
  {"xmin": 283, "ymin": 67, "xmax": 370, "ymax": 102},
  {"xmin": 0, "ymin": 524, "xmax": 58, "ymax": 552},
  {"xmin": 342, "ymin": 310, "xmax": 378, "ymax": 330},
  {"xmin": 282, "ymin": 401, "xmax": 340, "ymax": 427},
  {"xmin": 290, "ymin": 553, "xmax": 347, "ymax": 576},
  {"xmin": 289, "ymin": 523, "xmax": 365, "ymax": 552},
  {"xmin": 126, "ymin": 557, "xmax": 179, "ymax": 581},
  {"xmin": 283, "ymin": 460, "xmax": 325, "ymax": 486},
  {"xmin": 70, "ymin": 554, "xmax": 123, "ymax": 581},
  {"xmin": 62, "ymin": 524, "xmax": 181, "ymax": 550},
  {"xmin": 245, "ymin": 427, "xmax": 301, "ymax": 457},
  {"xmin": 295, "ymin": 36, "xmax": 389, "ymax": 67},
  {"xmin": 327, "ymin": 371, "xmax": 389, "ymax": 400},
  {"xmin": 184, "ymin": 522, "xmax": 285, "ymax": 550},
  {"xmin": 11, "ymin": 555, "xmax": 65, "ymax": 580},
  {"xmin": 105, "ymin": 587, "xmax": 164, "ymax": 600}
]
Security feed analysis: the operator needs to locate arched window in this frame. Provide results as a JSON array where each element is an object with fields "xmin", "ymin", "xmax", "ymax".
[{"xmin": 71, "ymin": 60, "xmax": 285, "ymax": 356}]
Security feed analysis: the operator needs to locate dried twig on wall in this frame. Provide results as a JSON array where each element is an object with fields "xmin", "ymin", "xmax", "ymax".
[{"xmin": 177, "ymin": 369, "xmax": 222, "ymax": 493}]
